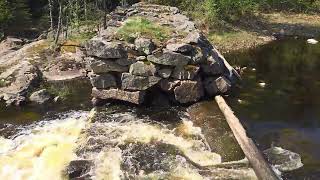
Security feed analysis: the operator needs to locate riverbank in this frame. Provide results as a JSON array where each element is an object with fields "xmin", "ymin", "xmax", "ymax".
[{"xmin": 206, "ymin": 12, "xmax": 320, "ymax": 53}]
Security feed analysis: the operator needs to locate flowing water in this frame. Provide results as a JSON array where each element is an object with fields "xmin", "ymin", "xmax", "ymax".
[
  {"xmin": 0, "ymin": 78, "xmax": 255, "ymax": 179},
  {"xmin": 226, "ymin": 38, "xmax": 320, "ymax": 179}
]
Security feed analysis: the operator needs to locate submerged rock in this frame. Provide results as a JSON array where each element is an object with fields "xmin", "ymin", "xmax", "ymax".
[
  {"xmin": 264, "ymin": 146, "xmax": 303, "ymax": 172},
  {"xmin": 29, "ymin": 89, "xmax": 52, "ymax": 104},
  {"xmin": 67, "ymin": 159, "xmax": 93, "ymax": 179}
]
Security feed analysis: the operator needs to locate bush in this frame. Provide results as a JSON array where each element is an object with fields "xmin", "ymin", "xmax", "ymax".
[{"xmin": 259, "ymin": 0, "xmax": 320, "ymax": 13}]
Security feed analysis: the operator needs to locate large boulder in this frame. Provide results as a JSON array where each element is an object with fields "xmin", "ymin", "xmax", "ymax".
[
  {"xmin": 89, "ymin": 73, "xmax": 117, "ymax": 89},
  {"xmin": 92, "ymin": 88, "xmax": 146, "ymax": 105},
  {"xmin": 86, "ymin": 38, "xmax": 127, "ymax": 59},
  {"xmin": 171, "ymin": 65, "xmax": 199, "ymax": 80},
  {"xmin": 147, "ymin": 52, "xmax": 190, "ymax": 66},
  {"xmin": 88, "ymin": 58, "xmax": 128, "ymax": 74},
  {"xmin": 129, "ymin": 61, "xmax": 157, "ymax": 76},
  {"xmin": 121, "ymin": 73, "xmax": 161, "ymax": 91},
  {"xmin": 174, "ymin": 80, "xmax": 204, "ymax": 103},
  {"xmin": 29, "ymin": 89, "xmax": 52, "ymax": 104},
  {"xmin": 204, "ymin": 76, "xmax": 231, "ymax": 96},
  {"xmin": 134, "ymin": 38, "xmax": 156, "ymax": 55}
]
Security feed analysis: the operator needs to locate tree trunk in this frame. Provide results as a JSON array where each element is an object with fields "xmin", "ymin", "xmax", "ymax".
[
  {"xmin": 54, "ymin": 1, "xmax": 63, "ymax": 45},
  {"xmin": 103, "ymin": 0, "xmax": 107, "ymax": 29},
  {"xmin": 48, "ymin": 0, "xmax": 54, "ymax": 31},
  {"xmin": 84, "ymin": 0, "xmax": 87, "ymax": 21}
]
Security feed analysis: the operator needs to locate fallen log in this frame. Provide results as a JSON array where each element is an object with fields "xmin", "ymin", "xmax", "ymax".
[{"xmin": 215, "ymin": 95, "xmax": 280, "ymax": 180}]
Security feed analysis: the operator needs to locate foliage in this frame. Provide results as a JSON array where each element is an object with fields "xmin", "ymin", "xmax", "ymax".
[
  {"xmin": 116, "ymin": 17, "xmax": 172, "ymax": 43},
  {"xmin": 0, "ymin": 0, "xmax": 12, "ymax": 28},
  {"xmin": 148, "ymin": 0, "xmax": 320, "ymax": 23}
]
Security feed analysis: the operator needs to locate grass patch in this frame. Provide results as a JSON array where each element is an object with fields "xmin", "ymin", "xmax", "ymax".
[
  {"xmin": 46, "ymin": 84, "xmax": 73, "ymax": 100},
  {"xmin": 116, "ymin": 17, "xmax": 172, "ymax": 43}
]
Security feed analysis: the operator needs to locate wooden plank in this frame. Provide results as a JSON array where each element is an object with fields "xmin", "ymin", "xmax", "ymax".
[{"xmin": 215, "ymin": 95, "xmax": 280, "ymax": 180}]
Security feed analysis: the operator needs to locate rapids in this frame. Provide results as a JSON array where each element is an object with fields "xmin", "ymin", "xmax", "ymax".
[{"xmin": 0, "ymin": 105, "xmax": 257, "ymax": 180}]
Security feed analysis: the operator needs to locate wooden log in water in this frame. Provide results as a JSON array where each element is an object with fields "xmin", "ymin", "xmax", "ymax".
[{"xmin": 215, "ymin": 95, "xmax": 280, "ymax": 180}]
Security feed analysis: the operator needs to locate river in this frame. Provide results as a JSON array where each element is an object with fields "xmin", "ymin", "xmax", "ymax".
[{"xmin": 226, "ymin": 37, "xmax": 320, "ymax": 179}]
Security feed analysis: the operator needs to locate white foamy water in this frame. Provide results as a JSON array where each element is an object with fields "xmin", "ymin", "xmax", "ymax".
[{"xmin": 0, "ymin": 111, "xmax": 89, "ymax": 180}]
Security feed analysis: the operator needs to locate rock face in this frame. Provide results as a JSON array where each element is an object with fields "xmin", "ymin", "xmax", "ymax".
[
  {"xmin": 84, "ymin": 2, "xmax": 237, "ymax": 105},
  {"xmin": 29, "ymin": 89, "xmax": 52, "ymax": 104},
  {"xmin": 0, "ymin": 61, "xmax": 39, "ymax": 106}
]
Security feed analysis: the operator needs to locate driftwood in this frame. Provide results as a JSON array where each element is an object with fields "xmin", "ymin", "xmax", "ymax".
[{"xmin": 215, "ymin": 95, "xmax": 280, "ymax": 180}]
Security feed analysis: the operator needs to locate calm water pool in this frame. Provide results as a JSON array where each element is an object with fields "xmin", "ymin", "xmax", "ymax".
[{"xmin": 226, "ymin": 38, "xmax": 320, "ymax": 179}]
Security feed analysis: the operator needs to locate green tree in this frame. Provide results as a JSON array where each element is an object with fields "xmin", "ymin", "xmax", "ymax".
[{"xmin": 0, "ymin": 0, "xmax": 13, "ymax": 37}]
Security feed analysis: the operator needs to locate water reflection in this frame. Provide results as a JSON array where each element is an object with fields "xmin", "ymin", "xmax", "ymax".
[{"xmin": 226, "ymin": 38, "xmax": 320, "ymax": 179}]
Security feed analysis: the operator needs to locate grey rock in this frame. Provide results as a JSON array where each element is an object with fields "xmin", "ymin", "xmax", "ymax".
[
  {"xmin": 174, "ymin": 80, "xmax": 204, "ymax": 103},
  {"xmin": 92, "ymin": 88, "xmax": 146, "ymax": 105},
  {"xmin": 121, "ymin": 73, "xmax": 161, "ymax": 91},
  {"xmin": 129, "ymin": 61, "xmax": 157, "ymax": 76},
  {"xmin": 89, "ymin": 73, "xmax": 117, "ymax": 89},
  {"xmin": 201, "ymin": 56, "xmax": 223, "ymax": 75},
  {"xmin": 166, "ymin": 43, "xmax": 194, "ymax": 53},
  {"xmin": 157, "ymin": 68, "xmax": 172, "ymax": 79},
  {"xmin": 183, "ymin": 31, "xmax": 204, "ymax": 44},
  {"xmin": 147, "ymin": 52, "xmax": 190, "ymax": 66},
  {"xmin": 89, "ymin": 58, "xmax": 128, "ymax": 74},
  {"xmin": 159, "ymin": 79, "xmax": 180, "ymax": 92},
  {"xmin": 85, "ymin": 38, "xmax": 127, "ymax": 59},
  {"xmin": 204, "ymin": 76, "xmax": 231, "ymax": 96},
  {"xmin": 116, "ymin": 58, "xmax": 136, "ymax": 66},
  {"xmin": 134, "ymin": 38, "xmax": 156, "ymax": 55},
  {"xmin": 29, "ymin": 89, "xmax": 52, "ymax": 104},
  {"xmin": 264, "ymin": 147, "xmax": 303, "ymax": 172},
  {"xmin": 171, "ymin": 65, "xmax": 199, "ymax": 80}
]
